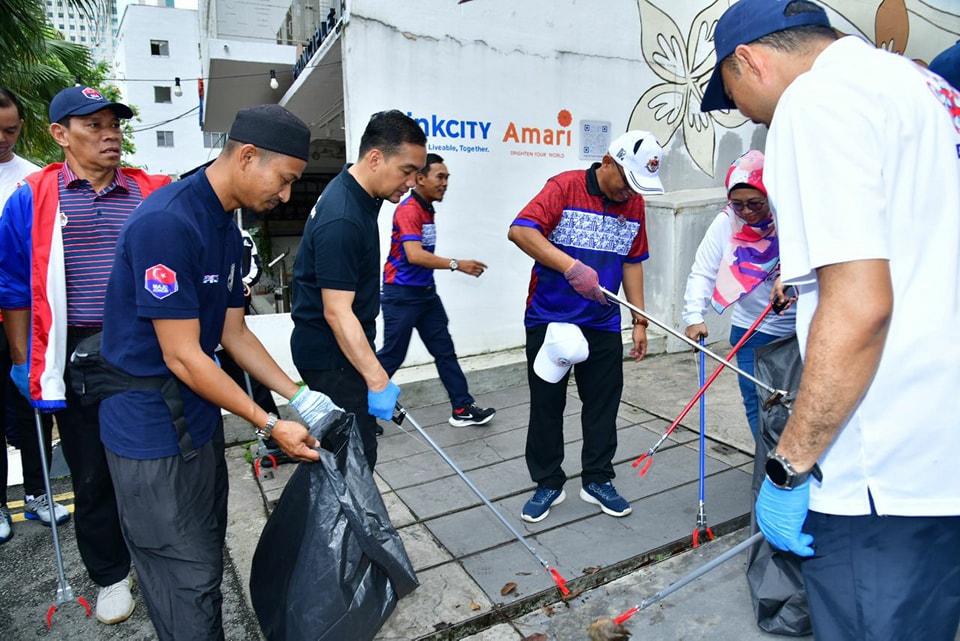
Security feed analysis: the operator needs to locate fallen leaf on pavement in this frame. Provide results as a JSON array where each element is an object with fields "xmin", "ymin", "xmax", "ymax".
[
  {"xmin": 583, "ymin": 565, "xmax": 602, "ymax": 574},
  {"xmin": 521, "ymin": 634, "xmax": 548, "ymax": 641},
  {"xmin": 470, "ymin": 600, "xmax": 481, "ymax": 611},
  {"xmin": 500, "ymin": 582, "xmax": 518, "ymax": 596}
]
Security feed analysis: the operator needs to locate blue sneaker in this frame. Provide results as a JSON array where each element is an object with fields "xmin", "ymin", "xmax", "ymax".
[
  {"xmin": 580, "ymin": 481, "xmax": 632, "ymax": 517},
  {"xmin": 521, "ymin": 487, "xmax": 566, "ymax": 523}
]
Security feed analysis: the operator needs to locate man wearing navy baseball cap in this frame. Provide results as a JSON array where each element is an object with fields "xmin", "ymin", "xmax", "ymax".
[
  {"xmin": 702, "ymin": 2, "xmax": 960, "ymax": 640},
  {"xmin": 48, "ymin": 85, "xmax": 135, "ymax": 123},
  {"xmin": 0, "ymin": 85, "xmax": 170, "ymax": 625}
]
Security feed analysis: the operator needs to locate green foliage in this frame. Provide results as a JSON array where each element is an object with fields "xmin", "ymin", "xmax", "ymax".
[{"xmin": 0, "ymin": 1, "xmax": 139, "ymax": 167}]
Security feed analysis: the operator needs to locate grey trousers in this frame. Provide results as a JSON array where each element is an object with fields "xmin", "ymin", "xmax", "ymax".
[{"xmin": 105, "ymin": 423, "xmax": 228, "ymax": 641}]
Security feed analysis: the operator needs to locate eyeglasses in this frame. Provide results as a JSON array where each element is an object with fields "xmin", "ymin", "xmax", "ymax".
[
  {"xmin": 729, "ymin": 198, "xmax": 767, "ymax": 213},
  {"xmin": 613, "ymin": 162, "xmax": 637, "ymax": 194}
]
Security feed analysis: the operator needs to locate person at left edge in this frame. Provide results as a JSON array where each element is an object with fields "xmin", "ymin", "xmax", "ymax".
[
  {"xmin": 292, "ymin": 109, "xmax": 426, "ymax": 470},
  {"xmin": 0, "ymin": 85, "xmax": 171, "ymax": 625},
  {"xmin": 98, "ymin": 104, "xmax": 335, "ymax": 641}
]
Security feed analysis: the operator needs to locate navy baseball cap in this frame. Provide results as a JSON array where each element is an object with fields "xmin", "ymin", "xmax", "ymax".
[
  {"xmin": 49, "ymin": 86, "xmax": 134, "ymax": 123},
  {"xmin": 700, "ymin": 0, "xmax": 832, "ymax": 112},
  {"xmin": 929, "ymin": 40, "xmax": 960, "ymax": 91}
]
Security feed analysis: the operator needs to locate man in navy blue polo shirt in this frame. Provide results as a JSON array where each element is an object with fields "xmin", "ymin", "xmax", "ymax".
[
  {"xmin": 377, "ymin": 153, "xmax": 495, "ymax": 427},
  {"xmin": 292, "ymin": 109, "xmax": 426, "ymax": 470},
  {"xmin": 0, "ymin": 85, "xmax": 171, "ymax": 624},
  {"xmin": 99, "ymin": 105, "xmax": 336, "ymax": 641}
]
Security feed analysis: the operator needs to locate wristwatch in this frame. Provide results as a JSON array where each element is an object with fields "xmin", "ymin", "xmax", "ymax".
[
  {"xmin": 449, "ymin": 259, "xmax": 459, "ymax": 272},
  {"xmin": 765, "ymin": 451, "xmax": 823, "ymax": 490},
  {"xmin": 256, "ymin": 412, "xmax": 279, "ymax": 440}
]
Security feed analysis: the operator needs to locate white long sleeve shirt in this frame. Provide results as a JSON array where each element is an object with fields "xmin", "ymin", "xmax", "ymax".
[{"xmin": 682, "ymin": 211, "xmax": 795, "ymax": 337}]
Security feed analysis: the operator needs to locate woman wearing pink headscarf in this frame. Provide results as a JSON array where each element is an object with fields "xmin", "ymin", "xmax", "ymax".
[{"xmin": 681, "ymin": 150, "xmax": 796, "ymax": 438}]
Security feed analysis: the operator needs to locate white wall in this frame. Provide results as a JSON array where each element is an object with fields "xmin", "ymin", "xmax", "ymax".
[
  {"xmin": 116, "ymin": 5, "xmax": 216, "ymax": 176},
  {"xmin": 339, "ymin": 0, "xmax": 759, "ymax": 365}
]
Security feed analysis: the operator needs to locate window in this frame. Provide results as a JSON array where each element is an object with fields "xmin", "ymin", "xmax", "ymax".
[
  {"xmin": 150, "ymin": 40, "xmax": 169, "ymax": 56},
  {"xmin": 203, "ymin": 132, "xmax": 226, "ymax": 149},
  {"xmin": 154, "ymin": 86, "xmax": 172, "ymax": 103},
  {"xmin": 157, "ymin": 131, "xmax": 174, "ymax": 148}
]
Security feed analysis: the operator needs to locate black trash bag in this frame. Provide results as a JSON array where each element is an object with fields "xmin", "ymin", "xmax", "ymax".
[
  {"xmin": 746, "ymin": 334, "xmax": 812, "ymax": 636},
  {"xmin": 250, "ymin": 410, "xmax": 419, "ymax": 641}
]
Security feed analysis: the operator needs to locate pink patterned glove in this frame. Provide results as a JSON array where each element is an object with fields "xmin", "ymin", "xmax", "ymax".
[{"xmin": 563, "ymin": 260, "xmax": 607, "ymax": 305}]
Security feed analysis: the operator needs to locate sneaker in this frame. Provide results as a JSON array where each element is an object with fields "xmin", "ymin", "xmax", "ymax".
[
  {"xmin": 449, "ymin": 404, "xmax": 496, "ymax": 427},
  {"xmin": 0, "ymin": 506, "xmax": 11, "ymax": 544},
  {"xmin": 24, "ymin": 494, "xmax": 70, "ymax": 526},
  {"xmin": 521, "ymin": 487, "xmax": 566, "ymax": 523},
  {"xmin": 375, "ymin": 423, "xmax": 385, "ymax": 436},
  {"xmin": 96, "ymin": 575, "xmax": 135, "ymax": 624},
  {"xmin": 580, "ymin": 481, "xmax": 632, "ymax": 517}
]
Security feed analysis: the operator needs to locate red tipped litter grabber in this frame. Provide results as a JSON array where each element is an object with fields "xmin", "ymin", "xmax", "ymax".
[
  {"xmin": 392, "ymin": 403, "xmax": 570, "ymax": 596},
  {"xmin": 32, "ymin": 409, "xmax": 91, "ymax": 627},
  {"xmin": 628, "ymin": 292, "xmax": 792, "ymax": 477},
  {"xmin": 692, "ymin": 337, "xmax": 714, "ymax": 548},
  {"xmin": 587, "ymin": 532, "xmax": 765, "ymax": 640},
  {"xmin": 600, "ymin": 287, "xmax": 789, "ymax": 408}
]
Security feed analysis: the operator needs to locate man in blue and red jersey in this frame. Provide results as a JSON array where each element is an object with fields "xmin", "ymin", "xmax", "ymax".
[
  {"xmin": 0, "ymin": 85, "xmax": 170, "ymax": 625},
  {"xmin": 378, "ymin": 153, "xmax": 496, "ymax": 427},
  {"xmin": 508, "ymin": 131, "xmax": 664, "ymax": 523}
]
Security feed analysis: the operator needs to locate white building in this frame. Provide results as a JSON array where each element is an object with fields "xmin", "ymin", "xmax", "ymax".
[
  {"xmin": 44, "ymin": 0, "xmax": 120, "ymax": 62},
  {"xmin": 196, "ymin": 0, "xmax": 960, "ymax": 367},
  {"xmin": 115, "ymin": 4, "xmax": 225, "ymax": 177}
]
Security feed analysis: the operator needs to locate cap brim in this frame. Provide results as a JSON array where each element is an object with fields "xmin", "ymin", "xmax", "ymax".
[
  {"xmin": 700, "ymin": 68, "xmax": 737, "ymax": 113},
  {"xmin": 625, "ymin": 170, "xmax": 664, "ymax": 195},
  {"xmin": 69, "ymin": 102, "xmax": 134, "ymax": 120},
  {"xmin": 533, "ymin": 347, "xmax": 570, "ymax": 384}
]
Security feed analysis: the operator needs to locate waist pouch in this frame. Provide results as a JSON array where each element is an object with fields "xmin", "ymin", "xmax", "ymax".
[{"xmin": 69, "ymin": 332, "xmax": 196, "ymax": 461}]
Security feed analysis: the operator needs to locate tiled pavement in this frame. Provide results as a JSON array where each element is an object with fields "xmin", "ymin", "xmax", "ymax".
[{"xmin": 255, "ymin": 344, "xmax": 769, "ymax": 640}]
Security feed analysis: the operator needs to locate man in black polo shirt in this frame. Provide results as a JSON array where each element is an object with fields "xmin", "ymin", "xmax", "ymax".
[{"xmin": 292, "ymin": 110, "xmax": 426, "ymax": 469}]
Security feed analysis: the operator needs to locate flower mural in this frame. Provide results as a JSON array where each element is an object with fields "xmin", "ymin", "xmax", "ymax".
[{"xmin": 628, "ymin": 0, "xmax": 960, "ymax": 178}]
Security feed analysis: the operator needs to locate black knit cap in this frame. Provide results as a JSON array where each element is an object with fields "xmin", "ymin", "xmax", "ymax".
[{"xmin": 228, "ymin": 104, "xmax": 310, "ymax": 161}]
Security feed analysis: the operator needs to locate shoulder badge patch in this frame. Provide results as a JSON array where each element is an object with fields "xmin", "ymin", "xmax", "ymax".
[{"xmin": 145, "ymin": 264, "xmax": 178, "ymax": 300}]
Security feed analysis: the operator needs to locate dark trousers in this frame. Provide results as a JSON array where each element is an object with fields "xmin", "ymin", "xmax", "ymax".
[
  {"xmin": 803, "ymin": 507, "xmax": 960, "ymax": 640},
  {"xmin": 0, "ymin": 322, "xmax": 53, "ymax": 501},
  {"xmin": 60, "ymin": 329, "xmax": 130, "ymax": 587},
  {"xmin": 106, "ymin": 422, "xmax": 228, "ymax": 641},
  {"xmin": 524, "ymin": 324, "xmax": 623, "ymax": 489},
  {"xmin": 299, "ymin": 366, "xmax": 379, "ymax": 470},
  {"xmin": 377, "ymin": 284, "xmax": 473, "ymax": 410}
]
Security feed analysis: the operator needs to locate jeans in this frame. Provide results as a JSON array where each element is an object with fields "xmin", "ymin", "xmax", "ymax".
[
  {"xmin": 377, "ymin": 284, "xmax": 473, "ymax": 410},
  {"xmin": 728, "ymin": 325, "xmax": 781, "ymax": 439}
]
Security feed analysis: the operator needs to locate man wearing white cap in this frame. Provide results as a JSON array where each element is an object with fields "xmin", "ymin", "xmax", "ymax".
[{"xmin": 508, "ymin": 130, "xmax": 663, "ymax": 522}]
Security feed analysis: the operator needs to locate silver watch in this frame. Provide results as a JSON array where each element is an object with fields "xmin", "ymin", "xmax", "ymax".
[
  {"xmin": 449, "ymin": 259, "xmax": 459, "ymax": 272},
  {"xmin": 256, "ymin": 413, "xmax": 279, "ymax": 440}
]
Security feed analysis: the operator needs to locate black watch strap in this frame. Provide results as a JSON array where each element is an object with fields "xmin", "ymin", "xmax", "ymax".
[{"xmin": 765, "ymin": 451, "xmax": 823, "ymax": 490}]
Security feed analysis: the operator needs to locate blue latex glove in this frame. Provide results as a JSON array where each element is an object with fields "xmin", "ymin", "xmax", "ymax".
[
  {"xmin": 289, "ymin": 386, "xmax": 341, "ymax": 428},
  {"xmin": 367, "ymin": 381, "xmax": 400, "ymax": 420},
  {"xmin": 756, "ymin": 477, "xmax": 815, "ymax": 557},
  {"xmin": 10, "ymin": 363, "xmax": 29, "ymax": 400}
]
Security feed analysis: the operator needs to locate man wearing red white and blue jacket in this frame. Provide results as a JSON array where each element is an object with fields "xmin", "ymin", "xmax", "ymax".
[{"xmin": 0, "ymin": 86, "xmax": 169, "ymax": 625}]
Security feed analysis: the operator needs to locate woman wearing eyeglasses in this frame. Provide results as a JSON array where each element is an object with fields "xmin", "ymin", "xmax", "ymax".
[{"xmin": 681, "ymin": 150, "xmax": 796, "ymax": 439}]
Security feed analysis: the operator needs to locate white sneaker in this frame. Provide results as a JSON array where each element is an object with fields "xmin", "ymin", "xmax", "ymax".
[
  {"xmin": 96, "ymin": 576, "xmax": 135, "ymax": 624},
  {"xmin": 24, "ymin": 494, "xmax": 70, "ymax": 526},
  {"xmin": 0, "ymin": 506, "xmax": 11, "ymax": 544}
]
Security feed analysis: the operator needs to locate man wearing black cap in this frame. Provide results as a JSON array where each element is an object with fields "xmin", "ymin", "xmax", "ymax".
[
  {"xmin": 0, "ymin": 85, "xmax": 171, "ymax": 625},
  {"xmin": 96, "ymin": 104, "xmax": 337, "ymax": 640},
  {"xmin": 702, "ymin": 1, "xmax": 960, "ymax": 639}
]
